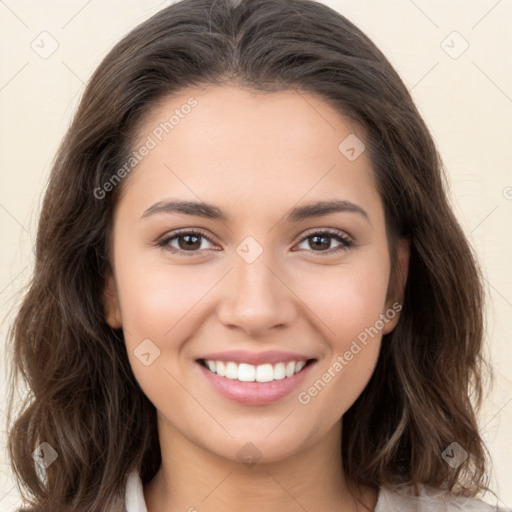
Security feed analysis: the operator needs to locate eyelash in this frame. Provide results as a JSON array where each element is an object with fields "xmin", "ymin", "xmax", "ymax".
[{"xmin": 156, "ymin": 228, "xmax": 354, "ymax": 256}]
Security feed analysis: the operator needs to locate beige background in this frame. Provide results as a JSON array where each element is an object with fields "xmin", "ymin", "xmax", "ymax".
[{"xmin": 1, "ymin": 0, "xmax": 511, "ymax": 509}]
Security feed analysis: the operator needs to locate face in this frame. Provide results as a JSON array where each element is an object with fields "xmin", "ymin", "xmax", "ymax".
[{"xmin": 104, "ymin": 85, "xmax": 409, "ymax": 464}]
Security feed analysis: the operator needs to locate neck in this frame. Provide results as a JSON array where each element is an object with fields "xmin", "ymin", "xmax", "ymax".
[{"xmin": 143, "ymin": 418, "xmax": 377, "ymax": 512}]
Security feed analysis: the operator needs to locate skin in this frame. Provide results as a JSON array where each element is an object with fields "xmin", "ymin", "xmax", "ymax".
[{"xmin": 104, "ymin": 85, "xmax": 409, "ymax": 512}]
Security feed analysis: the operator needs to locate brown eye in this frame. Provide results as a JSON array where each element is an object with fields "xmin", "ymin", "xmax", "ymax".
[
  {"xmin": 295, "ymin": 230, "xmax": 353, "ymax": 255},
  {"xmin": 157, "ymin": 230, "xmax": 216, "ymax": 254}
]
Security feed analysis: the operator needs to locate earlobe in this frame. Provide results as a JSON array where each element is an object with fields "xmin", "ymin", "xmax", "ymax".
[
  {"xmin": 103, "ymin": 271, "xmax": 122, "ymax": 329},
  {"xmin": 382, "ymin": 236, "xmax": 410, "ymax": 335}
]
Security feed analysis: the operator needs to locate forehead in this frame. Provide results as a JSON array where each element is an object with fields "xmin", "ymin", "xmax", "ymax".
[
  {"xmin": 134, "ymin": 84, "xmax": 365, "ymax": 162},
  {"xmin": 119, "ymin": 85, "xmax": 382, "ymax": 225}
]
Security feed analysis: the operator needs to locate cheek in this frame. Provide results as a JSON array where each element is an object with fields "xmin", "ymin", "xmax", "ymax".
[
  {"xmin": 296, "ymin": 282, "xmax": 384, "ymax": 425},
  {"xmin": 292, "ymin": 254, "xmax": 390, "ymax": 344},
  {"xmin": 113, "ymin": 259, "xmax": 207, "ymax": 408},
  {"xmin": 292, "ymin": 255, "xmax": 389, "ymax": 415},
  {"xmin": 112, "ymin": 229, "xmax": 214, "ymax": 343}
]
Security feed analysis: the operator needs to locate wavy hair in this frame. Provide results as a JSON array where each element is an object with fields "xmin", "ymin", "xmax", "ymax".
[{"xmin": 6, "ymin": 0, "xmax": 493, "ymax": 510}]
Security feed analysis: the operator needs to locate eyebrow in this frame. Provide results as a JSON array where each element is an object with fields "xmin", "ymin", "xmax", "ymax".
[{"xmin": 140, "ymin": 198, "xmax": 370, "ymax": 224}]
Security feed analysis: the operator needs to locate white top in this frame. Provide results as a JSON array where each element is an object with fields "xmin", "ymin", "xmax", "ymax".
[{"xmin": 124, "ymin": 470, "xmax": 501, "ymax": 512}]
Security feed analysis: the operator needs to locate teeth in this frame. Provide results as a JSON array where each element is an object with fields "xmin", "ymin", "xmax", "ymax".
[
  {"xmin": 256, "ymin": 363, "xmax": 274, "ymax": 382},
  {"xmin": 295, "ymin": 360, "xmax": 306, "ymax": 373},
  {"xmin": 274, "ymin": 362, "xmax": 286, "ymax": 380},
  {"xmin": 203, "ymin": 359, "xmax": 310, "ymax": 382},
  {"xmin": 225, "ymin": 361, "xmax": 238, "ymax": 379},
  {"xmin": 216, "ymin": 361, "xmax": 226, "ymax": 377},
  {"xmin": 238, "ymin": 363, "xmax": 256, "ymax": 382}
]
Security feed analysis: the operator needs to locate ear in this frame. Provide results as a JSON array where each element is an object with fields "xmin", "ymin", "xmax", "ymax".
[
  {"xmin": 382, "ymin": 236, "xmax": 410, "ymax": 335},
  {"xmin": 103, "ymin": 269, "xmax": 122, "ymax": 329}
]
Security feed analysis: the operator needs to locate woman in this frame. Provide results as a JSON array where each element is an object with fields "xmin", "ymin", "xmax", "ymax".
[{"xmin": 7, "ymin": 0, "xmax": 503, "ymax": 510}]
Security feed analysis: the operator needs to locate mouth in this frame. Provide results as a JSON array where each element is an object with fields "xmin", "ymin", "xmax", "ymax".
[
  {"xmin": 196, "ymin": 357, "xmax": 317, "ymax": 405},
  {"xmin": 197, "ymin": 358, "xmax": 317, "ymax": 383}
]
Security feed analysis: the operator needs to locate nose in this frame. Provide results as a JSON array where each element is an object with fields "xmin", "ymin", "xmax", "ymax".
[{"xmin": 216, "ymin": 251, "xmax": 298, "ymax": 337}]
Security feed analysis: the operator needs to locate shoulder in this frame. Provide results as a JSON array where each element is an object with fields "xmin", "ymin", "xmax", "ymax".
[{"xmin": 375, "ymin": 483, "xmax": 503, "ymax": 512}]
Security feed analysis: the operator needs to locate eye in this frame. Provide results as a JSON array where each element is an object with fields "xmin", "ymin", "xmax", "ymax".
[
  {"xmin": 294, "ymin": 229, "xmax": 353, "ymax": 255},
  {"xmin": 157, "ymin": 229, "xmax": 219, "ymax": 254}
]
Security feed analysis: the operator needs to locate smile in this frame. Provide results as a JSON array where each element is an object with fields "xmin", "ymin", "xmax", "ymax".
[
  {"xmin": 199, "ymin": 359, "xmax": 314, "ymax": 383},
  {"xmin": 195, "ymin": 349, "xmax": 318, "ymax": 405}
]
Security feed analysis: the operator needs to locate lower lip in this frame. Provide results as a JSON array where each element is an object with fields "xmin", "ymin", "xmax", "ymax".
[{"xmin": 197, "ymin": 361, "xmax": 316, "ymax": 406}]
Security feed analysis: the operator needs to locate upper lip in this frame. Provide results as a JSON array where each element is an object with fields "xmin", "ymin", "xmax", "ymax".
[{"xmin": 197, "ymin": 350, "xmax": 316, "ymax": 366}]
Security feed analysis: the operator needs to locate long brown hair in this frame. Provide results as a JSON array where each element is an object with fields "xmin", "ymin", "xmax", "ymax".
[{"xmin": 6, "ymin": 0, "xmax": 493, "ymax": 510}]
